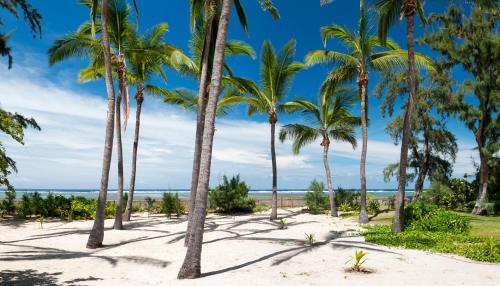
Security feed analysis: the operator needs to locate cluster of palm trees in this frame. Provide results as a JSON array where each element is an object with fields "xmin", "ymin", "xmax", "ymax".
[{"xmin": 46, "ymin": 0, "xmax": 460, "ymax": 279}]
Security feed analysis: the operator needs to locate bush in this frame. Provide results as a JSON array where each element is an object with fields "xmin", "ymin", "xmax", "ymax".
[
  {"xmin": 209, "ymin": 175, "xmax": 255, "ymax": 213},
  {"xmin": 364, "ymin": 225, "xmax": 500, "ymax": 263},
  {"xmin": 162, "ymin": 193, "xmax": 184, "ymax": 218},
  {"xmin": 1, "ymin": 188, "xmax": 16, "ymax": 213},
  {"xmin": 408, "ymin": 209, "xmax": 471, "ymax": 234},
  {"xmin": 367, "ymin": 199, "xmax": 381, "ymax": 215},
  {"xmin": 304, "ymin": 180, "xmax": 329, "ymax": 214},
  {"xmin": 336, "ymin": 188, "xmax": 360, "ymax": 210},
  {"xmin": 421, "ymin": 179, "xmax": 476, "ymax": 211},
  {"xmin": 339, "ymin": 202, "xmax": 352, "ymax": 212}
]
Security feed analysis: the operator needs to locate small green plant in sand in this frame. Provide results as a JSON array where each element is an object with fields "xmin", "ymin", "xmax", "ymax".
[
  {"xmin": 278, "ymin": 218, "xmax": 287, "ymax": 229},
  {"xmin": 38, "ymin": 216, "xmax": 45, "ymax": 229},
  {"xmin": 305, "ymin": 233, "xmax": 315, "ymax": 246},
  {"xmin": 346, "ymin": 250, "xmax": 368, "ymax": 272}
]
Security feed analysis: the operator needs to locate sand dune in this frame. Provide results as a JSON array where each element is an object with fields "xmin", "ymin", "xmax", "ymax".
[{"xmin": 0, "ymin": 208, "xmax": 498, "ymax": 285}]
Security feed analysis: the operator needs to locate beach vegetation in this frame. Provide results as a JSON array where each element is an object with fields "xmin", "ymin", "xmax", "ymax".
[
  {"xmin": 304, "ymin": 233, "xmax": 315, "ymax": 246},
  {"xmin": 278, "ymin": 218, "xmax": 287, "ymax": 229},
  {"xmin": 209, "ymin": 175, "xmax": 255, "ymax": 213},
  {"xmin": 367, "ymin": 200, "xmax": 381, "ymax": 215},
  {"xmin": 339, "ymin": 202, "xmax": 352, "ymax": 212},
  {"xmin": 162, "ymin": 193, "xmax": 185, "ymax": 218},
  {"xmin": 304, "ymin": 180, "xmax": 329, "ymax": 215},
  {"xmin": 346, "ymin": 250, "xmax": 368, "ymax": 272},
  {"xmin": 145, "ymin": 196, "xmax": 156, "ymax": 217}
]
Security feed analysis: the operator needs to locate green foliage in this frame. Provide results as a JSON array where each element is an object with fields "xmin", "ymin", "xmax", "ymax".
[
  {"xmin": 253, "ymin": 203, "xmax": 271, "ymax": 213},
  {"xmin": 421, "ymin": 179, "xmax": 476, "ymax": 211},
  {"xmin": 364, "ymin": 225, "xmax": 500, "ymax": 263},
  {"xmin": 336, "ymin": 188, "xmax": 361, "ymax": 210},
  {"xmin": 37, "ymin": 215, "xmax": 44, "ymax": 229},
  {"xmin": 367, "ymin": 200, "xmax": 381, "ymax": 215},
  {"xmin": 404, "ymin": 202, "xmax": 471, "ymax": 234},
  {"xmin": 278, "ymin": 218, "xmax": 287, "ymax": 230},
  {"xmin": 145, "ymin": 196, "xmax": 156, "ymax": 217},
  {"xmin": 209, "ymin": 175, "xmax": 255, "ymax": 213},
  {"xmin": 339, "ymin": 202, "xmax": 352, "ymax": 212},
  {"xmin": 1, "ymin": 188, "xmax": 16, "ymax": 213},
  {"xmin": 305, "ymin": 233, "xmax": 315, "ymax": 246},
  {"xmin": 346, "ymin": 250, "xmax": 368, "ymax": 272},
  {"xmin": 304, "ymin": 180, "xmax": 329, "ymax": 214},
  {"xmin": 161, "ymin": 192, "xmax": 184, "ymax": 218}
]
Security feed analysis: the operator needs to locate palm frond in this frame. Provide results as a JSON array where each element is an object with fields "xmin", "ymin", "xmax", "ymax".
[
  {"xmin": 279, "ymin": 124, "xmax": 321, "ymax": 154},
  {"xmin": 304, "ymin": 50, "xmax": 357, "ymax": 67}
]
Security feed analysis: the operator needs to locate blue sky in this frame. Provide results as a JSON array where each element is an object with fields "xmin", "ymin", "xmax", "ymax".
[{"xmin": 0, "ymin": 0, "xmax": 478, "ymax": 190}]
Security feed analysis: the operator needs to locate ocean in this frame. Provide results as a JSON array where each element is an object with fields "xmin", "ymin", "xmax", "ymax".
[{"xmin": 1, "ymin": 188, "xmax": 412, "ymax": 200}]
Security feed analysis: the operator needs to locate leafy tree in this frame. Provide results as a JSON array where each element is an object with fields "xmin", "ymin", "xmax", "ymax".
[
  {"xmin": 279, "ymin": 85, "xmax": 360, "ymax": 217},
  {"xmin": 421, "ymin": 4, "xmax": 499, "ymax": 214},
  {"xmin": 0, "ymin": 108, "xmax": 40, "ymax": 190},
  {"xmin": 375, "ymin": 69, "xmax": 457, "ymax": 201},
  {"xmin": 242, "ymin": 40, "xmax": 304, "ymax": 220},
  {"xmin": 307, "ymin": 0, "xmax": 432, "ymax": 223},
  {"xmin": 0, "ymin": 0, "xmax": 41, "ymax": 68},
  {"xmin": 209, "ymin": 175, "xmax": 255, "ymax": 213}
]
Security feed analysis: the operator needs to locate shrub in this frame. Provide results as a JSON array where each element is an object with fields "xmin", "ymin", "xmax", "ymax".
[
  {"xmin": 71, "ymin": 197, "xmax": 97, "ymax": 220},
  {"xmin": 408, "ymin": 209, "xmax": 471, "ymax": 234},
  {"xmin": 421, "ymin": 179, "xmax": 476, "ymax": 211},
  {"xmin": 336, "ymin": 188, "xmax": 360, "ymax": 210},
  {"xmin": 304, "ymin": 180, "xmax": 329, "ymax": 214},
  {"xmin": 209, "ymin": 175, "xmax": 255, "ymax": 213},
  {"xmin": 404, "ymin": 201, "xmax": 438, "ymax": 225},
  {"xmin": 367, "ymin": 200, "xmax": 380, "ymax": 215},
  {"xmin": 162, "ymin": 192, "xmax": 184, "ymax": 218},
  {"xmin": 253, "ymin": 203, "xmax": 271, "ymax": 213},
  {"xmin": 1, "ymin": 188, "xmax": 16, "ymax": 213},
  {"xmin": 145, "ymin": 196, "xmax": 156, "ymax": 216},
  {"xmin": 339, "ymin": 202, "xmax": 352, "ymax": 212}
]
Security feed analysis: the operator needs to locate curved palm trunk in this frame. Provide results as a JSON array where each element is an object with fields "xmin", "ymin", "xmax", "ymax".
[
  {"xmin": 359, "ymin": 73, "xmax": 369, "ymax": 224},
  {"xmin": 393, "ymin": 10, "xmax": 416, "ymax": 234},
  {"xmin": 113, "ymin": 57, "xmax": 125, "ymax": 230},
  {"xmin": 185, "ymin": 17, "xmax": 213, "ymax": 247},
  {"xmin": 412, "ymin": 136, "xmax": 429, "ymax": 202},
  {"xmin": 124, "ymin": 84, "xmax": 144, "ymax": 222},
  {"xmin": 322, "ymin": 138, "xmax": 337, "ymax": 217},
  {"xmin": 177, "ymin": 0, "xmax": 233, "ymax": 279},
  {"xmin": 87, "ymin": 0, "xmax": 115, "ymax": 248},
  {"xmin": 269, "ymin": 112, "xmax": 278, "ymax": 220}
]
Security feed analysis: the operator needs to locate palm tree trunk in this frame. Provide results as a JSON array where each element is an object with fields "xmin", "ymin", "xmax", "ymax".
[
  {"xmin": 185, "ymin": 17, "xmax": 213, "ymax": 247},
  {"xmin": 86, "ymin": 0, "xmax": 115, "ymax": 248},
  {"xmin": 177, "ymin": 0, "xmax": 233, "ymax": 279},
  {"xmin": 472, "ymin": 152, "xmax": 489, "ymax": 214},
  {"xmin": 113, "ymin": 56, "xmax": 125, "ymax": 230},
  {"xmin": 393, "ymin": 10, "xmax": 416, "ymax": 234},
  {"xmin": 270, "ymin": 112, "xmax": 278, "ymax": 220},
  {"xmin": 359, "ymin": 74, "xmax": 369, "ymax": 224},
  {"xmin": 124, "ymin": 84, "xmax": 144, "ymax": 222},
  {"xmin": 322, "ymin": 139, "xmax": 337, "ymax": 217},
  {"xmin": 412, "ymin": 137, "xmax": 429, "ymax": 202}
]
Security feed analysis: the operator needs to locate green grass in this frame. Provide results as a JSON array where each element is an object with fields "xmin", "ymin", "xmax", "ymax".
[{"xmin": 363, "ymin": 211, "xmax": 500, "ymax": 263}]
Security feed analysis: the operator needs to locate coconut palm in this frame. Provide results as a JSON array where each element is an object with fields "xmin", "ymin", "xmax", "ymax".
[
  {"xmin": 178, "ymin": 0, "xmax": 279, "ymax": 279},
  {"xmin": 306, "ymin": 0, "xmax": 432, "ymax": 223},
  {"xmin": 280, "ymin": 85, "xmax": 360, "ymax": 217},
  {"xmin": 242, "ymin": 40, "xmax": 305, "ymax": 220}
]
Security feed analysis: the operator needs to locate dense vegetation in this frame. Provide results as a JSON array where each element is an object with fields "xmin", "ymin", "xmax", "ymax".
[{"xmin": 209, "ymin": 175, "xmax": 256, "ymax": 213}]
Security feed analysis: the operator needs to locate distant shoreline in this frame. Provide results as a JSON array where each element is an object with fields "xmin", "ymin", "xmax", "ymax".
[{"xmin": 1, "ymin": 188, "xmax": 414, "ymax": 200}]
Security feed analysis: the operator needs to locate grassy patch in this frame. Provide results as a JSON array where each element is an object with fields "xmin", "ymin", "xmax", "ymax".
[
  {"xmin": 364, "ymin": 225, "xmax": 500, "ymax": 263},
  {"xmin": 454, "ymin": 212, "xmax": 500, "ymax": 241}
]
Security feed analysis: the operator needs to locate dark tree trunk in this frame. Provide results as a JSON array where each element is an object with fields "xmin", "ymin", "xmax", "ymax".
[
  {"xmin": 185, "ymin": 17, "xmax": 213, "ymax": 247},
  {"xmin": 177, "ymin": 0, "xmax": 232, "ymax": 279},
  {"xmin": 269, "ymin": 111, "xmax": 278, "ymax": 220},
  {"xmin": 322, "ymin": 137, "xmax": 337, "ymax": 217},
  {"xmin": 472, "ymin": 152, "xmax": 489, "ymax": 214},
  {"xmin": 124, "ymin": 84, "xmax": 143, "ymax": 222},
  {"xmin": 87, "ymin": 0, "xmax": 115, "ymax": 248},
  {"xmin": 412, "ymin": 136, "xmax": 429, "ymax": 202},
  {"xmin": 359, "ymin": 72, "xmax": 369, "ymax": 224},
  {"xmin": 113, "ymin": 55, "xmax": 125, "ymax": 230},
  {"xmin": 393, "ymin": 11, "xmax": 416, "ymax": 234}
]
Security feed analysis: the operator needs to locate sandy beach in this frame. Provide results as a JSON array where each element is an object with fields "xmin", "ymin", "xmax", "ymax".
[{"xmin": 1, "ymin": 208, "xmax": 499, "ymax": 286}]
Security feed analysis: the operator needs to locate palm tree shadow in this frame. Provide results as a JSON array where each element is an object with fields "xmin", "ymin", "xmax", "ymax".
[{"xmin": 0, "ymin": 269, "xmax": 104, "ymax": 286}]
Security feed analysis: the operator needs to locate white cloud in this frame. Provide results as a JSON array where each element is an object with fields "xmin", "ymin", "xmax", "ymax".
[{"xmin": 0, "ymin": 65, "xmax": 479, "ymax": 189}]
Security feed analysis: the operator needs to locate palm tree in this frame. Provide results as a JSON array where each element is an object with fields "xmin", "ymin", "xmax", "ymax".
[
  {"xmin": 280, "ymin": 86, "xmax": 360, "ymax": 217},
  {"xmin": 242, "ymin": 40, "xmax": 304, "ymax": 220},
  {"xmin": 374, "ymin": 0, "xmax": 426, "ymax": 233},
  {"xmin": 177, "ymin": 0, "xmax": 279, "ymax": 279},
  {"xmin": 87, "ymin": 0, "xmax": 115, "ymax": 248},
  {"xmin": 306, "ymin": 0, "xmax": 432, "ymax": 223}
]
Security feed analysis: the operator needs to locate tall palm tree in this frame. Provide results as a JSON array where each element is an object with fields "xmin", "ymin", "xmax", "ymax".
[
  {"xmin": 306, "ymin": 0, "xmax": 432, "ymax": 223},
  {"xmin": 374, "ymin": 0, "xmax": 427, "ymax": 233},
  {"xmin": 242, "ymin": 40, "xmax": 304, "ymax": 220},
  {"xmin": 177, "ymin": 0, "xmax": 279, "ymax": 279},
  {"xmin": 88, "ymin": 0, "xmax": 115, "ymax": 248},
  {"xmin": 279, "ymin": 86, "xmax": 360, "ymax": 217}
]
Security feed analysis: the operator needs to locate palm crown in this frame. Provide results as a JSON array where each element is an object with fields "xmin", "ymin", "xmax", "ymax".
[{"xmin": 279, "ymin": 86, "xmax": 360, "ymax": 154}]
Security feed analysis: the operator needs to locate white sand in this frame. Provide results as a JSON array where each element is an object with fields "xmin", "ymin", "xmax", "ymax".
[{"xmin": 0, "ymin": 208, "xmax": 499, "ymax": 286}]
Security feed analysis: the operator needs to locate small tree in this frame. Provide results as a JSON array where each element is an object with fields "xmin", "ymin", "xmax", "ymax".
[
  {"xmin": 304, "ymin": 180, "xmax": 329, "ymax": 214},
  {"xmin": 209, "ymin": 175, "xmax": 255, "ymax": 213},
  {"xmin": 162, "ymin": 193, "xmax": 184, "ymax": 219}
]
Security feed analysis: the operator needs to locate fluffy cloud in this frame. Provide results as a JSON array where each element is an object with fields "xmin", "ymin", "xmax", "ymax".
[{"xmin": 0, "ymin": 65, "xmax": 478, "ymax": 189}]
